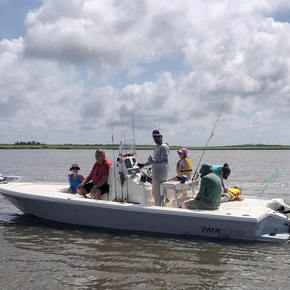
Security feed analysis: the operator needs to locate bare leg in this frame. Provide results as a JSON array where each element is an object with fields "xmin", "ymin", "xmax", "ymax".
[
  {"xmin": 91, "ymin": 187, "xmax": 101, "ymax": 200},
  {"xmin": 167, "ymin": 176, "xmax": 178, "ymax": 181},
  {"xmin": 68, "ymin": 186, "xmax": 74, "ymax": 194},
  {"xmin": 77, "ymin": 184, "xmax": 87, "ymax": 196}
]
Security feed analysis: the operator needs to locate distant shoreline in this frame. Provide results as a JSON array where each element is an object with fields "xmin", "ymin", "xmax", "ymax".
[{"xmin": 0, "ymin": 144, "xmax": 289, "ymax": 150}]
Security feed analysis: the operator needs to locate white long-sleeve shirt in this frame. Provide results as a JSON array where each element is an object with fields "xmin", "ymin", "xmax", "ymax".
[{"xmin": 145, "ymin": 142, "xmax": 169, "ymax": 179}]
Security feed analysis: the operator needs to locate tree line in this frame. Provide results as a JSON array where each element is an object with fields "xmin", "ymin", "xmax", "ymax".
[{"xmin": 14, "ymin": 141, "xmax": 46, "ymax": 145}]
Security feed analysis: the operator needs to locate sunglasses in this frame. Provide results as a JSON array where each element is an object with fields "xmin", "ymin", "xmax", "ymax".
[{"xmin": 72, "ymin": 168, "xmax": 79, "ymax": 170}]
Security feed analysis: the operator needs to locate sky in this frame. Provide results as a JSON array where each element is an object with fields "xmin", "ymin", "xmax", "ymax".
[{"xmin": 1, "ymin": 0, "xmax": 290, "ymax": 146}]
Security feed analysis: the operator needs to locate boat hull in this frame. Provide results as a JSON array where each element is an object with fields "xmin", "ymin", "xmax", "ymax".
[{"xmin": 1, "ymin": 183, "xmax": 290, "ymax": 243}]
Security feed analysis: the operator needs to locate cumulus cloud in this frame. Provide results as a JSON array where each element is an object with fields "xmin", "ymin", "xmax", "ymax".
[
  {"xmin": 0, "ymin": 37, "xmax": 84, "ymax": 143},
  {"xmin": 1, "ymin": 0, "xmax": 290, "ymax": 145}
]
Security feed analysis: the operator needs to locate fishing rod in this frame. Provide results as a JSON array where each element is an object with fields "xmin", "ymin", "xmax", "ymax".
[
  {"xmin": 192, "ymin": 97, "xmax": 229, "ymax": 180},
  {"xmin": 111, "ymin": 118, "xmax": 118, "ymax": 202},
  {"xmin": 132, "ymin": 113, "xmax": 136, "ymax": 148},
  {"xmin": 119, "ymin": 115, "xmax": 127, "ymax": 202}
]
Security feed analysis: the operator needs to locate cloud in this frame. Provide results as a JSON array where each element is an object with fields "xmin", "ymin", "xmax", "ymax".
[
  {"xmin": 1, "ymin": 0, "xmax": 290, "ymax": 146},
  {"xmin": 0, "ymin": 37, "xmax": 84, "ymax": 142}
]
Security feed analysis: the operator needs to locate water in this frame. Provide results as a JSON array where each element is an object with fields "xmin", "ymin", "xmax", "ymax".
[{"xmin": 1, "ymin": 149, "xmax": 290, "ymax": 289}]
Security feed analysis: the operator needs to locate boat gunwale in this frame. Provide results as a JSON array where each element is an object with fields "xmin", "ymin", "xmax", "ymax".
[{"xmin": 0, "ymin": 182, "xmax": 285, "ymax": 223}]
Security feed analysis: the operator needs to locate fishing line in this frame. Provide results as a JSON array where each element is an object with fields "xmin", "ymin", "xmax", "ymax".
[{"xmin": 192, "ymin": 97, "xmax": 230, "ymax": 180}]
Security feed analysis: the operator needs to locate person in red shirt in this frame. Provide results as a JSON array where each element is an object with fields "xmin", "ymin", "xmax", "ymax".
[{"xmin": 77, "ymin": 149, "xmax": 113, "ymax": 199}]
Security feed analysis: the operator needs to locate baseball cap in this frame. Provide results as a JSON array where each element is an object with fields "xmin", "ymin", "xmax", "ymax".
[{"xmin": 152, "ymin": 129, "xmax": 162, "ymax": 137}]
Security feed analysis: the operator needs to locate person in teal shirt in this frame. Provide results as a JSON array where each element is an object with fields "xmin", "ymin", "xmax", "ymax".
[
  {"xmin": 211, "ymin": 163, "xmax": 231, "ymax": 192},
  {"xmin": 185, "ymin": 164, "xmax": 222, "ymax": 210}
]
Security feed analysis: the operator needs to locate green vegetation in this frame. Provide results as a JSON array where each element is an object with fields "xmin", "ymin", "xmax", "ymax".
[{"xmin": 0, "ymin": 142, "xmax": 289, "ymax": 150}]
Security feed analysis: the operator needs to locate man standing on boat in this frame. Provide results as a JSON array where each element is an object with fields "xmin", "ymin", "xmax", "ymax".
[
  {"xmin": 138, "ymin": 129, "xmax": 169, "ymax": 206},
  {"xmin": 77, "ymin": 149, "xmax": 112, "ymax": 199}
]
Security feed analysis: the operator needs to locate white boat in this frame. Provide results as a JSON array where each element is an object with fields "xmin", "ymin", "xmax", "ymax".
[{"xmin": 1, "ymin": 139, "xmax": 290, "ymax": 243}]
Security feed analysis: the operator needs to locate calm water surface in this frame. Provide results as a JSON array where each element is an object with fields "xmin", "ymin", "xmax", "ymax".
[{"xmin": 1, "ymin": 149, "xmax": 290, "ymax": 289}]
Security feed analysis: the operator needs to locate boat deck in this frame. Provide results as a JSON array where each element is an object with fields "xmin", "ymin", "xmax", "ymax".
[{"xmin": 0, "ymin": 182, "xmax": 283, "ymax": 221}]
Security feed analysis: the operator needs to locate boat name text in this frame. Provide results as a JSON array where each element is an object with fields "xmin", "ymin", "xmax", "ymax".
[{"xmin": 200, "ymin": 226, "xmax": 246, "ymax": 237}]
